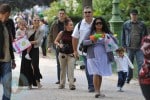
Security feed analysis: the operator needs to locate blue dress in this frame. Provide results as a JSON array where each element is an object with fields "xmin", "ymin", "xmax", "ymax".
[{"xmin": 87, "ymin": 38, "xmax": 112, "ymax": 76}]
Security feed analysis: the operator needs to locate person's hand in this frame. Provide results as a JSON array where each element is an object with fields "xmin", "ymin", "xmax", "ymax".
[
  {"xmin": 59, "ymin": 44, "xmax": 63, "ymax": 48},
  {"xmin": 30, "ymin": 41, "xmax": 36, "ymax": 44},
  {"xmin": 11, "ymin": 60, "xmax": 16, "ymax": 69},
  {"xmin": 47, "ymin": 47, "xmax": 52, "ymax": 53},
  {"xmin": 73, "ymin": 51, "xmax": 79, "ymax": 59}
]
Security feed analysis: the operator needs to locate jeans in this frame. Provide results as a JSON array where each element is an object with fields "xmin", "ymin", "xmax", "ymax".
[
  {"xmin": 53, "ymin": 45, "xmax": 60, "ymax": 82},
  {"xmin": 0, "ymin": 61, "xmax": 12, "ymax": 100},
  {"xmin": 117, "ymin": 71, "xmax": 127, "ymax": 88},
  {"xmin": 82, "ymin": 56, "xmax": 94, "ymax": 90},
  {"xmin": 127, "ymin": 49, "xmax": 144, "ymax": 82}
]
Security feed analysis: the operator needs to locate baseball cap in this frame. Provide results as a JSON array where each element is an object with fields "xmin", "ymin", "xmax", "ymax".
[{"xmin": 130, "ymin": 9, "xmax": 138, "ymax": 15}]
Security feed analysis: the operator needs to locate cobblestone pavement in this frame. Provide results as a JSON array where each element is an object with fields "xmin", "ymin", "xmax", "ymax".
[{"xmin": 0, "ymin": 52, "xmax": 145, "ymax": 100}]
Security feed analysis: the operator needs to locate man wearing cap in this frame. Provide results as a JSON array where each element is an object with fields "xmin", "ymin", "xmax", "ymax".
[{"xmin": 122, "ymin": 9, "xmax": 148, "ymax": 84}]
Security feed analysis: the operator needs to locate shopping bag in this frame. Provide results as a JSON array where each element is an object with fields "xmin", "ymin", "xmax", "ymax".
[
  {"xmin": 104, "ymin": 34, "xmax": 118, "ymax": 52},
  {"xmin": 13, "ymin": 36, "xmax": 31, "ymax": 53}
]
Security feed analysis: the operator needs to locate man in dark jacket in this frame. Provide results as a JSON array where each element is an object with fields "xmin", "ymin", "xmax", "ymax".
[
  {"xmin": 122, "ymin": 9, "xmax": 148, "ymax": 84},
  {"xmin": 48, "ymin": 9, "xmax": 67, "ymax": 84},
  {"xmin": 0, "ymin": 4, "xmax": 16, "ymax": 100}
]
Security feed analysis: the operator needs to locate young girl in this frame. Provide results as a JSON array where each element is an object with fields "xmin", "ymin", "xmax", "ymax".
[
  {"xmin": 15, "ymin": 19, "xmax": 31, "ymax": 60},
  {"xmin": 54, "ymin": 18, "xmax": 76, "ymax": 90},
  {"xmin": 114, "ymin": 47, "xmax": 134, "ymax": 92}
]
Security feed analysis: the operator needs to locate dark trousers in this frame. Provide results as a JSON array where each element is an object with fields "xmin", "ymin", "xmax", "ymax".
[
  {"xmin": 41, "ymin": 37, "xmax": 47, "ymax": 56},
  {"xmin": 54, "ymin": 45, "xmax": 60, "ymax": 81},
  {"xmin": 140, "ymin": 84, "xmax": 150, "ymax": 100},
  {"xmin": 30, "ymin": 48, "xmax": 42, "ymax": 80},
  {"xmin": 117, "ymin": 71, "xmax": 127, "ymax": 88},
  {"xmin": 0, "ymin": 61, "xmax": 12, "ymax": 100},
  {"xmin": 82, "ymin": 56, "xmax": 94, "ymax": 90}
]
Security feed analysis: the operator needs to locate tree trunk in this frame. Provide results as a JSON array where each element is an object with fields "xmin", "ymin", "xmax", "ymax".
[{"xmin": 82, "ymin": 0, "xmax": 92, "ymax": 9}]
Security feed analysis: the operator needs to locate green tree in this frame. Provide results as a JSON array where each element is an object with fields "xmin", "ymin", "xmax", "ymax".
[{"xmin": 0, "ymin": 0, "xmax": 55, "ymax": 11}]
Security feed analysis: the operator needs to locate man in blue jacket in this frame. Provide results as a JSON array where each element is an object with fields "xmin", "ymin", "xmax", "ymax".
[{"xmin": 122, "ymin": 9, "xmax": 148, "ymax": 83}]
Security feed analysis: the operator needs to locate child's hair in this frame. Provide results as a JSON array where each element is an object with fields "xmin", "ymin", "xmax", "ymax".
[
  {"xmin": 116, "ymin": 47, "xmax": 125, "ymax": 53},
  {"xmin": 18, "ymin": 19, "xmax": 27, "ymax": 27}
]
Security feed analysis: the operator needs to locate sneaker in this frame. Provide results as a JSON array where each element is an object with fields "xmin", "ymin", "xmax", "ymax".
[
  {"xmin": 25, "ymin": 54, "xmax": 31, "ymax": 60},
  {"xmin": 36, "ymin": 80, "xmax": 42, "ymax": 88},
  {"xmin": 55, "ymin": 81, "xmax": 60, "ymax": 84},
  {"xmin": 88, "ymin": 88, "xmax": 95, "ymax": 92},
  {"xmin": 69, "ymin": 85, "xmax": 76, "ymax": 90},
  {"xmin": 117, "ymin": 87, "xmax": 124, "ymax": 92},
  {"xmin": 119, "ymin": 88, "xmax": 124, "ymax": 92}
]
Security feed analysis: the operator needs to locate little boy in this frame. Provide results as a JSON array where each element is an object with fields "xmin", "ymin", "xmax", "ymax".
[{"xmin": 114, "ymin": 47, "xmax": 134, "ymax": 92}]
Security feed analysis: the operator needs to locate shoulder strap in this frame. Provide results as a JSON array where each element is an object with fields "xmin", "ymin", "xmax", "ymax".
[{"xmin": 78, "ymin": 20, "xmax": 82, "ymax": 32}]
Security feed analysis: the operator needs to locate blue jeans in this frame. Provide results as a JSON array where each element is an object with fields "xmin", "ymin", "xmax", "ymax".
[
  {"xmin": 127, "ymin": 49, "xmax": 144, "ymax": 82},
  {"xmin": 82, "ymin": 56, "xmax": 94, "ymax": 90},
  {"xmin": 53, "ymin": 45, "xmax": 60, "ymax": 82},
  {"xmin": 0, "ymin": 61, "xmax": 12, "ymax": 100},
  {"xmin": 117, "ymin": 71, "xmax": 127, "ymax": 88}
]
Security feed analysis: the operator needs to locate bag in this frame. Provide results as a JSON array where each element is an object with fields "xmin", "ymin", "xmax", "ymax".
[
  {"xmin": 79, "ymin": 42, "xmax": 88, "ymax": 53},
  {"xmin": 79, "ymin": 40, "xmax": 93, "ymax": 53},
  {"xmin": 107, "ymin": 52, "xmax": 115, "ymax": 62},
  {"xmin": 104, "ymin": 34, "xmax": 118, "ymax": 52},
  {"xmin": 13, "ymin": 36, "xmax": 31, "ymax": 53},
  {"xmin": 58, "ymin": 44, "xmax": 71, "ymax": 54}
]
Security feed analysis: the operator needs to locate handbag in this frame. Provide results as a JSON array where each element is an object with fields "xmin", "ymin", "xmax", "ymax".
[
  {"xmin": 107, "ymin": 51, "xmax": 115, "ymax": 62},
  {"xmin": 13, "ymin": 35, "xmax": 31, "ymax": 53},
  {"xmin": 104, "ymin": 34, "xmax": 118, "ymax": 52}
]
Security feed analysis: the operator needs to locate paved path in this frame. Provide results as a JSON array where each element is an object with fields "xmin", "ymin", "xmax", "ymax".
[{"xmin": 0, "ymin": 52, "xmax": 145, "ymax": 100}]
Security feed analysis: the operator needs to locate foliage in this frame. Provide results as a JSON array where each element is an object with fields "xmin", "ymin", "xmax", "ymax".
[
  {"xmin": 92, "ymin": 0, "xmax": 112, "ymax": 21},
  {"xmin": 43, "ymin": 0, "xmax": 150, "ymax": 29},
  {"xmin": 43, "ymin": 1, "xmax": 65, "ymax": 24},
  {"xmin": 119, "ymin": 0, "xmax": 150, "ymax": 27},
  {"xmin": 44, "ymin": 0, "xmax": 82, "ymax": 25},
  {"xmin": 0, "ymin": 0, "xmax": 54, "ymax": 11}
]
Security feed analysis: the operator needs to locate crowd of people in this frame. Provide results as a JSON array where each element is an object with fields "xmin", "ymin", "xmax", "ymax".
[{"xmin": 0, "ymin": 3, "xmax": 150, "ymax": 100}]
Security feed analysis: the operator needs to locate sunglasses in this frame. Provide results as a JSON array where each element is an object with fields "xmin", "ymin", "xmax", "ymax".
[
  {"xmin": 33, "ymin": 20, "xmax": 40, "ymax": 22},
  {"xmin": 84, "ymin": 11, "xmax": 92, "ymax": 14},
  {"xmin": 95, "ymin": 22, "xmax": 102, "ymax": 25}
]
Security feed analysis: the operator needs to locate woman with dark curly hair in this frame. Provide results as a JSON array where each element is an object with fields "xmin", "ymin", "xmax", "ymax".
[{"xmin": 87, "ymin": 17, "xmax": 114, "ymax": 98}]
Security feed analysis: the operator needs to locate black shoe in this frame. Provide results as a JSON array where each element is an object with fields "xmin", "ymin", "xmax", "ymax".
[
  {"xmin": 95, "ymin": 94, "xmax": 100, "ymax": 98},
  {"xmin": 55, "ymin": 81, "xmax": 60, "ymax": 84},
  {"xmin": 70, "ymin": 85, "xmax": 76, "ymax": 90},
  {"xmin": 126, "ymin": 79, "xmax": 130, "ymax": 84},
  {"xmin": 74, "ymin": 78, "xmax": 76, "ymax": 82},
  {"xmin": 88, "ymin": 88, "xmax": 95, "ymax": 92}
]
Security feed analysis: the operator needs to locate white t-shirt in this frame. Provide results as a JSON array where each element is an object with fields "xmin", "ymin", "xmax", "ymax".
[
  {"xmin": 72, "ymin": 18, "xmax": 94, "ymax": 55},
  {"xmin": 114, "ymin": 54, "xmax": 134, "ymax": 72}
]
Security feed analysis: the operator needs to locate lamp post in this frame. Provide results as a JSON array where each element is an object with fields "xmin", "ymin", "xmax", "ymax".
[{"xmin": 109, "ymin": 0, "xmax": 123, "ymax": 45}]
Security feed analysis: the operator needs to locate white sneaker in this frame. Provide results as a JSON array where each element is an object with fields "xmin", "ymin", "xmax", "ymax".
[{"xmin": 25, "ymin": 54, "xmax": 31, "ymax": 60}]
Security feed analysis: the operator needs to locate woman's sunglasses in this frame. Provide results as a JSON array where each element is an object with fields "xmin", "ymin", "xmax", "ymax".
[{"xmin": 95, "ymin": 22, "xmax": 102, "ymax": 25}]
